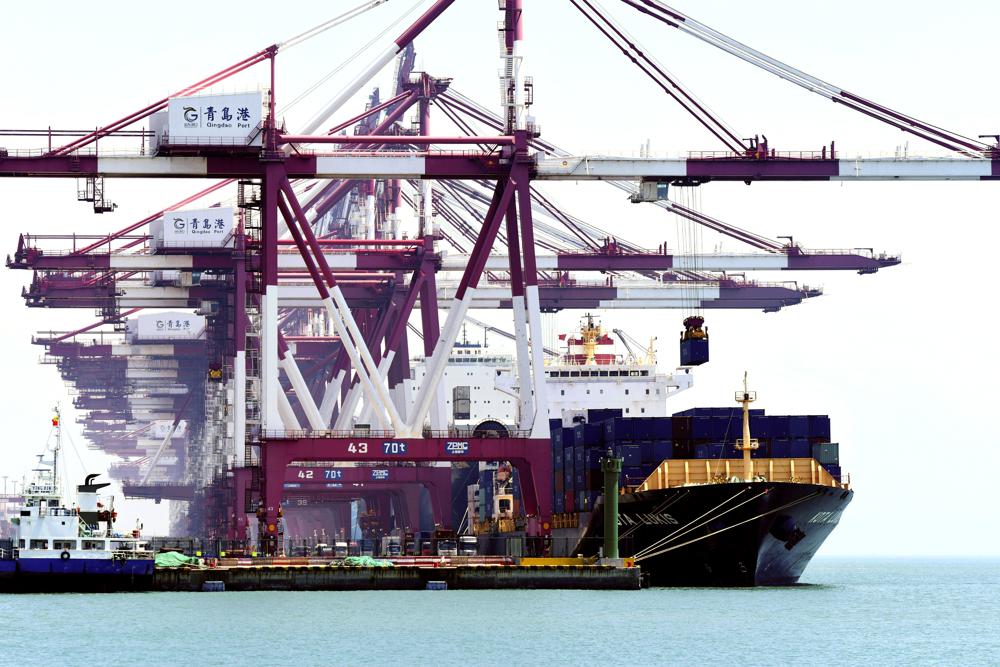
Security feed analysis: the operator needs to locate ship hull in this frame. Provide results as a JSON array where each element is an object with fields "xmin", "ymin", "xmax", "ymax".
[
  {"xmin": 577, "ymin": 482, "xmax": 852, "ymax": 586},
  {"xmin": 0, "ymin": 558, "xmax": 154, "ymax": 593}
]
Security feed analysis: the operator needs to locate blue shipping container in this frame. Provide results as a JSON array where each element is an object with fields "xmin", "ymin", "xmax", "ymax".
[
  {"xmin": 615, "ymin": 444, "xmax": 641, "ymax": 466},
  {"xmin": 771, "ymin": 439, "xmax": 791, "ymax": 458},
  {"xmin": 632, "ymin": 418, "xmax": 656, "ymax": 441},
  {"xmin": 770, "ymin": 417, "xmax": 790, "ymax": 438},
  {"xmin": 694, "ymin": 443, "xmax": 725, "ymax": 459},
  {"xmin": 749, "ymin": 415, "xmax": 770, "ymax": 438},
  {"xmin": 680, "ymin": 337, "xmax": 709, "ymax": 365},
  {"xmin": 790, "ymin": 439, "xmax": 811, "ymax": 458},
  {"xmin": 604, "ymin": 418, "xmax": 635, "ymax": 442},
  {"xmin": 789, "ymin": 416, "xmax": 809, "ymax": 437},
  {"xmin": 692, "ymin": 417, "xmax": 712, "ymax": 439},
  {"xmin": 588, "ymin": 408, "xmax": 623, "ymax": 424},
  {"xmin": 584, "ymin": 449, "xmax": 604, "ymax": 471},
  {"xmin": 808, "ymin": 415, "xmax": 832, "ymax": 439}
]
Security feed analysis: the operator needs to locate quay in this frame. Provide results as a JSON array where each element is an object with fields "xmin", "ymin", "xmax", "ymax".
[{"xmin": 153, "ymin": 560, "xmax": 641, "ymax": 592}]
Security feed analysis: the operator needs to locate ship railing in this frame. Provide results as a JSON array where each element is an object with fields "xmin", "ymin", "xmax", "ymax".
[{"xmin": 635, "ymin": 457, "xmax": 848, "ymax": 491}]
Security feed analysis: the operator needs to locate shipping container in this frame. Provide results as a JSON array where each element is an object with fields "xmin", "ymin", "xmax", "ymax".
[
  {"xmin": 673, "ymin": 407, "xmax": 711, "ymax": 417},
  {"xmin": 808, "ymin": 415, "xmax": 832, "ymax": 439},
  {"xmin": 812, "ymin": 442, "xmax": 840, "ymax": 465},
  {"xmin": 587, "ymin": 408, "xmax": 622, "ymax": 424},
  {"xmin": 750, "ymin": 440, "xmax": 771, "ymax": 458},
  {"xmin": 692, "ymin": 417, "xmax": 712, "ymax": 439},
  {"xmin": 563, "ymin": 446, "xmax": 574, "ymax": 492},
  {"xmin": 646, "ymin": 418, "xmax": 669, "ymax": 441},
  {"xmin": 671, "ymin": 441, "xmax": 692, "ymax": 459},
  {"xmin": 749, "ymin": 415, "xmax": 770, "ymax": 438},
  {"xmin": 789, "ymin": 416, "xmax": 810, "ymax": 437},
  {"xmin": 615, "ymin": 444, "xmax": 641, "ymax": 467},
  {"xmin": 711, "ymin": 416, "xmax": 738, "ymax": 439},
  {"xmin": 674, "ymin": 407, "xmax": 764, "ymax": 417},
  {"xmin": 632, "ymin": 418, "xmax": 656, "ymax": 441},
  {"xmin": 672, "ymin": 416, "xmax": 692, "ymax": 439},
  {"xmin": 790, "ymin": 439, "xmax": 812, "ymax": 458},
  {"xmin": 680, "ymin": 337, "xmax": 709, "ymax": 366},
  {"xmin": 652, "ymin": 441, "xmax": 673, "ymax": 461},
  {"xmin": 639, "ymin": 441, "xmax": 673, "ymax": 464},
  {"xmin": 769, "ymin": 416, "xmax": 790, "ymax": 439},
  {"xmin": 564, "ymin": 491, "xmax": 575, "ymax": 514},
  {"xmin": 584, "ymin": 448, "xmax": 604, "ymax": 471},
  {"xmin": 694, "ymin": 442, "xmax": 724, "ymax": 459},
  {"xmin": 771, "ymin": 439, "xmax": 792, "ymax": 458},
  {"xmin": 604, "ymin": 417, "xmax": 634, "ymax": 442}
]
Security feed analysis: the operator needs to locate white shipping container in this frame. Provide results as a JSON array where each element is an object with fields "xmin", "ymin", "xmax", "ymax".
[
  {"xmin": 166, "ymin": 91, "xmax": 263, "ymax": 146},
  {"xmin": 153, "ymin": 207, "xmax": 234, "ymax": 250},
  {"xmin": 127, "ymin": 312, "xmax": 206, "ymax": 342}
]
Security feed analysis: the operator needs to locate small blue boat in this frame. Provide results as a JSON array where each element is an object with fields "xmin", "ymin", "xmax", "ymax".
[{"xmin": 1, "ymin": 408, "xmax": 154, "ymax": 592}]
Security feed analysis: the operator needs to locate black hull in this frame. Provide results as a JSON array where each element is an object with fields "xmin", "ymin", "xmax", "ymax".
[
  {"xmin": 0, "ymin": 574, "xmax": 154, "ymax": 593},
  {"xmin": 577, "ymin": 482, "xmax": 852, "ymax": 586}
]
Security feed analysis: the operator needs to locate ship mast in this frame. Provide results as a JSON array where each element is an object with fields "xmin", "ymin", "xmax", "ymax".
[
  {"xmin": 734, "ymin": 373, "xmax": 759, "ymax": 482},
  {"xmin": 52, "ymin": 404, "xmax": 61, "ymax": 495},
  {"xmin": 582, "ymin": 314, "xmax": 600, "ymax": 365}
]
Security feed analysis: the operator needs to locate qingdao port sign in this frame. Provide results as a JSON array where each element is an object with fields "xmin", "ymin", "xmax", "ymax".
[
  {"xmin": 166, "ymin": 92, "xmax": 263, "ymax": 145},
  {"xmin": 152, "ymin": 206, "xmax": 235, "ymax": 249}
]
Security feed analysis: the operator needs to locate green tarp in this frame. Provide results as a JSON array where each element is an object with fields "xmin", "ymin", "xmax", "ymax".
[
  {"xmin": 154, "ymin": 551, "xmax": 203, "ymax": 568},
  {"xmin": 342, "ymin": 556, "xmax": 393, "ymax": 567}
]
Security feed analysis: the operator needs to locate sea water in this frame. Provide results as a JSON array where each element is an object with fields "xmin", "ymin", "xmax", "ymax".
[{"xmin": 1, "ymin": 557, "xmax": 997, "ymax": 665}]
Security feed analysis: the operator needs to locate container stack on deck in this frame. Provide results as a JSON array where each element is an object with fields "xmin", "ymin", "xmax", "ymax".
[{"xmin": 546, "ymin": 409, "xmax": 840, "ymax": 517}]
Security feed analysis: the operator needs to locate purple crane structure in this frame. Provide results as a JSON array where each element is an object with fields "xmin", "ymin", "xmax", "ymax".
[{"xmin": 1, "ymin": 0, "xmax": 983, "ymax": 552}]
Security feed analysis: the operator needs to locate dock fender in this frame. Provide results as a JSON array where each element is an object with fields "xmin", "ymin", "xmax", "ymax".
[{"xmin": 60, "ymin": 550, "xmax": 71, "ymax": 560}]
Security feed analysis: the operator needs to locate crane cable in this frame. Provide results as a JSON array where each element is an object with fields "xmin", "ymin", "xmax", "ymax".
[
  {"xmin": 279, "ymin": 1, "xmax": 393, "ymax": 51},
  {"xmin": 279, "ymin": 1, "xmax": 424, "ymax": 117}
]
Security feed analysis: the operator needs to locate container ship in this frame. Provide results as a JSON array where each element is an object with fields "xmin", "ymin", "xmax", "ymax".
[{"xmin": 419, "ymin": 315, "xmax": 851, "ymax": 586}]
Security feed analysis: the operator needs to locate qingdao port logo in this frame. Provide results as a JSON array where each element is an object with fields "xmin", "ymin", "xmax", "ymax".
[{"xmin": 182, "ymin": 106, "xmax": 198, "ymax": 124}]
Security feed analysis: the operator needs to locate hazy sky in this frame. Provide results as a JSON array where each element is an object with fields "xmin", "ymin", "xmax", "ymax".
[{"xmin": 2, "ymin": 0, "xmax": 998, "ymax": 555}]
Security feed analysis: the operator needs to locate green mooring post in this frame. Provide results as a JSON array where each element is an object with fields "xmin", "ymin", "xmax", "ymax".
[{"xmin": 601, "ymin": 448, "xmax": 623, "ymax": 559}]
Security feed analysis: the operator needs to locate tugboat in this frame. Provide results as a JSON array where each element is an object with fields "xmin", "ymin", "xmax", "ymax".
[{"xmin": 0, "ymin": 408, "xmax": 154, "ymax": 592}]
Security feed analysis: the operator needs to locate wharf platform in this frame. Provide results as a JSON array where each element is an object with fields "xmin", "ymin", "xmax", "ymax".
[{"xmin": 152, "ymin": 563, "xmax": 641, "ymax": 591}]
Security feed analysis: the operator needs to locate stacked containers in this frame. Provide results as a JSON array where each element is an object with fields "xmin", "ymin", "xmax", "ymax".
[
  {"xmin": 552, "ymin": 428, "xmax": 565, "ymax": 513},
  {"xmin": 548, "ymin": 410, "xmax": 838, "ymax": 513},
  {"xmin": 667, "ymin": 407, "xmax": 834, "ymax": 462}
]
